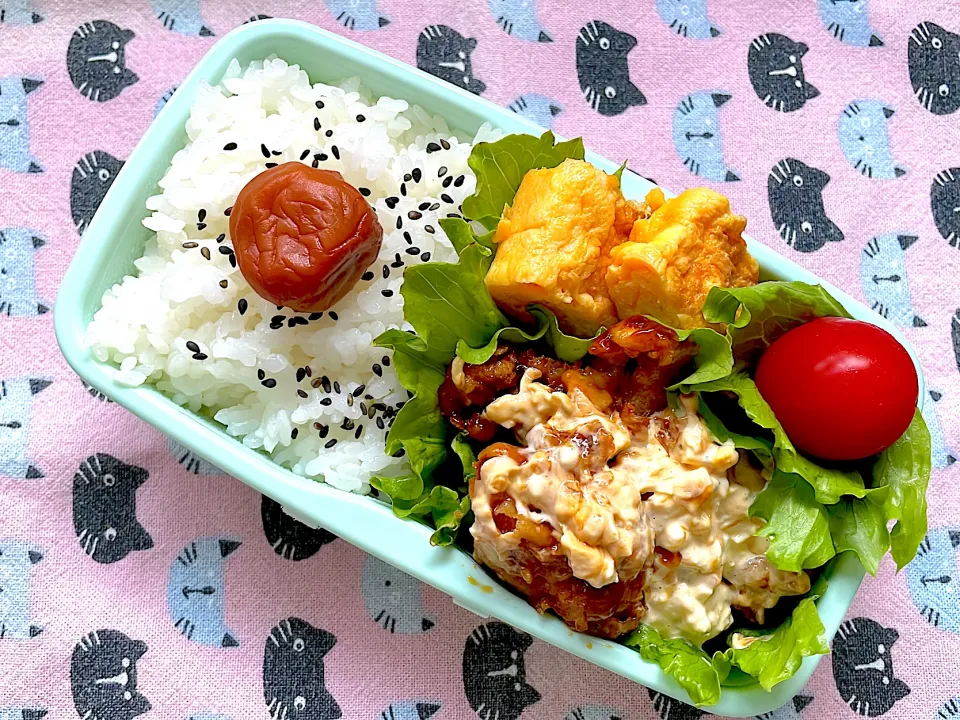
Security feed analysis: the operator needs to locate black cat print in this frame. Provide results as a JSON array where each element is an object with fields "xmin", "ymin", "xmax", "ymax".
[
  {"xmin": 931, "ymin": 167, "xmax": 960, "ymax": 248},
  {"xmin": 576, "ymin": 21, "xmax": 646, "ymax": 116},
  {"xmin": 261, "ymin": 495, "xmax": 336, "ymax": 561},
  {"xmin": 416, "ymin": 25, "xmax": 486, "ymax": 95},
  {"xmin": 768, "ymin": 158, "xmax": 844, "ymax": 252},
  {"xmin": 833, "ymin": 617, "xmax": 910, "ymax": 717},
  {"xmin": 264, "ymin": 617, "xmax": 341, "ymax": 720},
  {"xmin": 748, "ymin": 33, "xmax": 819, "ymax": 112},
  {"xmin": 463, "ymin": 622, "xmax": 540, "ymax": 720},
  {"xmin": 909, "ymin": 22, "xmax": 960, "ymax": 115},
  {"xmin": 71, "ymin": 151, "xmax": 124, "ymax": 235},
  {"xmin": 67, "ymin": 20, "xmax": 138, "ymax": 102},
  {"xmin": 71, "ymin": 629, "xmax": 150, "ymax": 720}
]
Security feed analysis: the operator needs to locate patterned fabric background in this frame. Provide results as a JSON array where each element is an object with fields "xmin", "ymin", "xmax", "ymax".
[{"xmin": 1, "ymin": 0, "xmax": 959, "ymax": 718}]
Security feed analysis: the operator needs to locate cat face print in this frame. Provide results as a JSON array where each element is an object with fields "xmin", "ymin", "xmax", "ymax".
[
  {"xmin": 261, "ymin": 496, "xmax": 335, "ymax": 561},
  {"xmin": 0, "ymin": 0, "xmax": 43, "ymax": 24},
  {"xmin": 264, "ymin": 617, "xmax": 340, "ymax": 720},
  {"xmin": 324, "ymin": 0, "xmax": 390, "ymax": 30},
  {"xmin": 907, "ymin": 527, "xmax": 960, "ymax": 633},
  {"xmin": 577, "ymin": 21, "xmax": 646, "ymax": 116},
  {"xmin": 417, "ymin": 25, "xmax": 486, "ymax": 95},
  {"xmin": 937, "ymin": 696, "xmax": 960, "ymax": 719},
  {"xmin": 71, "ymin": 151, "xmax": 124, "ymax": 235},
  {"xmin": 931, "ymin": 167, "xmax": 960, "ymax": 247},
  {"xmin": 655, "ymin": 0, "xmax": 720, "ymax": 39},
  {"xmin": 859, "ymin": 233, "xmax": 923, "ymax": 328},
  {"xmin": 672, "ymin": 91, "xmax": 739, "ymax": 182},
  {"xmin": 0, "ymin": 76, "xmax": 43, "ymax": 174},
  {"xmin": 0, "ymin": 377, "xmax": 50, "ymax": 479},
  {"xmin": 565, "ymin": 704, "xmax": 627, "ymax": 720},
  {"xmin": 487, "ymin": 0, "xmax": 552, "ymax": 43},
  {"xmin": 838, "ymin": 101, "xmax": 905, "ymax": 179},
  {"xmin": 67, "ymin": 21, "xmax": 138, "ymax": 103},
  {"xmin": 748, "ymin": 33, "xmax": 819, "ymax": 112},
  {"xmin": 909, "ymin": 22, "xmax": 960, "ymax": 115},
  {"xmin": 378, "ymin": 701, "xmax": 440, "ymax": 720},
  {"xmin": 648, "ymin": 689, "xmax": 703, "ymax": 720},
  {"xmin": 152, "ymin": 0, "xmax": 213, "ymax": 36},
  {"xmin": 922, "ymin": 388, "xmax": 957, "ymax": 468},
  {"xmin": 169, "ymin": 437, "xmax": 220, "ymax": 475},
  {"xmin": 167, "ymin": 536, "xmax": 240, "ymax": 647},
  {"xmin": 756, "ymin": 694, "xmax": 813, "ymax": 720},
  {"xmin": 0, "ymin": 228, "xmax": 48, "ymax": 316},
  {"xmin": 508, "ymin": 93, "xmax": 562, "ymax": 129},
  {"xmin": 71, "ymin": 629, "xmax": 150, "ymax": 720},
  {"xmin": 463, "ymin": 622, "xmax": 540, "ymax": 720},
  {"xmin": 768, "ymin": 158, "xmax": 844, "ymax": 252},
  {"xmin": 73, "ymin": 454, "xmax": 153, "ymax": 564},
  {"xmin": 361, "ymin": 554, "xmax": 435, "ymax": 633},
  {"xmin": 818, "ymin": 0, "xmax": 883, "ymax": 47},
  {"xmin": 832, "ymin": 617, "xmax": 910, "ymax": 716},
  {"xmin": 0, "ymin": 539, "xmax": 43, "ymax": 639}
]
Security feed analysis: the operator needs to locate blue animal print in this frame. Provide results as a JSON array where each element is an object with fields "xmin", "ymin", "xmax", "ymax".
[
  {"xmin": 0, "ymin": 540, "xmax": 43, "ymax": 639},
  {"xmin": 508, "ymin": 93, "xmax": 562, "ymax": 128},
  {"xmin": 0, "ymin": 228, "xmax": 48, "ymax": 316},
  {"xmin": 379, "ymin": 701, "xmax": 440, "ymax": 720},
  {"xmin": 907, "ymin": 527, "xmax": 960, "ymax": 634},
  {"xmin": 487, "ymin": 0, "xmax": 552, "ymax": 42},
  {"xmin": 859, "ymin": 233, "xmax": 924, "ymax": 328},
  {"xmin": 0, "ymin": 76, "xmax": 42, "ymax": 174},
  {"xmin": 167, "ymin": 536, "xmax": 241, "ymax": 647},
  {"xmin": 757, "ymin": 695, "xmax": 814, "ymax": 720},
  {"xmin": 655, "ymin": 0, "xmax": 720, "ymax": 39},
  {"xmin": 565, "ymin": 705, "xmax": 626, "ymax": 720},
  {"xmin": 0, "ymin": 0, "xmax": 42, "ymax": 24},
  {"xmin": 838, "ymin": 101, "xmax": 906, "ymax": 179},
  {"xmin": 324, "ymin": 0, "xmax": 390, "ymax": 30},
  {"xmin": 361, "ymin": 554, "xmax": 435, "ymax": 633},
  {"xmin": 152, "ymin": 0, "xmax": 213, "ymax": 36},
  {"xmin": 154, "ymin": 86, "xmax": 177, "ymax": 118},
  {"xmin": 818, "ymin": 0, "xmax": 883, "ymax": 47},
  {"xmin": 0, "ymin": 377, "xmax": 50, "ymax": 479},
  {"xmin": 672, "ymin": 91, "xmax": 739, "ymax": 182},
  {"xmin": 169, "ymin": 437, "xmax": 220, "ymax": 475},
  {"xmin": 936, "ymin": 696, "xmax": 960, "ymax": 719},
  {"xmin": 923, "ymin": 389, "xmax": 957, "ymax": 468},
  {"xmin": 0, "ymin": 710, "xmax": 48, "ymax": 720}
]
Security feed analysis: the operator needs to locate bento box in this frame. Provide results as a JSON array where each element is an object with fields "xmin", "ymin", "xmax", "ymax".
[{"xmin": 54, "ymin": 18, "xmax": 924, "ymax": 717}]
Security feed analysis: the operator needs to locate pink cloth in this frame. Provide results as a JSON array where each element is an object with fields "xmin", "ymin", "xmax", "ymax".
[{"xmin": 1, "ymin": 1, "xmax": 959, "ymax": 718}]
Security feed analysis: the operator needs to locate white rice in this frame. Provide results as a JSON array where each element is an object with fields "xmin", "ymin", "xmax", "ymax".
[{"xmin": 86, "ymin": 57, "xmax": 500, "ymax": 493}]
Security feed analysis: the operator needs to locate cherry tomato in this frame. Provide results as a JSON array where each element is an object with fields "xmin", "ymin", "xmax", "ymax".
[{"xmin": 754, "ymin": 317, "xmax": 918, "ymax": 461}]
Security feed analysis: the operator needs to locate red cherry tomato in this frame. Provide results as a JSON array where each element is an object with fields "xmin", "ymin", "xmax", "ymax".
[{"xmin": 754, "ymin": 317, "xmax": 918, "ymax": 461}]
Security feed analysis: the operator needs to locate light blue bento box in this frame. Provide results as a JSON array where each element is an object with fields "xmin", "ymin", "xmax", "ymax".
[{"xmin": 54, "ymin": 19, "xmax": 924, "ymax": 717}]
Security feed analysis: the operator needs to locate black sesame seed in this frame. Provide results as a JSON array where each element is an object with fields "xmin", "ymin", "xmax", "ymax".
[
  {"xmin": 271, "ymin": 150, "xmax": 282, "ymax": 156},
  {"xmin": 418, "ymin": 201, "xmax": 430, "ymax": 211},
  {"xmin": 287, "ymin": 318, "xmax": 296, "ymax": 329},
  {"xmin": 429, "ymin": 202, "xmax": 440, "ymax": 211},
  {"xmin": 193, "ymin": 352, "xmax": 208, "ymax": 361},
  {"xmin": 412, "ymin": 168, "xmax": 422, "ymax": 182},
  {"xmin": 313, "ymin": 116, "xmax": 321, "ymax": 131},
  {"xmin": 426, "ymin": 142, "xmax": 441, "ymax": 153},
  {"xmin": 403, "ymin": 173, "xmax": 412, "ymax": 182},
  {"xmin": 305, "ymin": 366, "xmax": 312, "ymax": 377},
  {"xmin": 440, "ymin": 139, "xmax": 451, "ymax": 150},
  {"xmin": 197, "ymin": 222, "xmax": 207, "ymax": 231},
  {"xmin": 311, "ymin": 159, "xmax": 319, "ymax": 168},
  {"xmin": 361, "ymin": 402, "xmax": 368, "ymax": 415},
  {"xmin": 454, "ymin": 175, "xmax": 465, "ymax": 187},
  {"xmin": 216, "ymin": 233, "xmax": 226, "ymax": 243},
  {"xmin": 361, "ymin": 271, "xmax": 374, "ymax": 281},
  {"xmin": 312, "ymin": 378, "xmax": 322, "ymax": 389},
  {"xmin": 262, "ymin": 378, "xmax": 277, "ymax": 388},
  {"xmin": 400, "ymin": 183, "xmax": 407, "ymax": 196},
  {"xmin": 265, "ymin": 162, "xmax": 278, "ymax": 169},
  {"xmin": 355, "ymin": 425, "xmax": 363, "ymax": 439},
  {"xmin": 272, "ymin": 315, "xmax": 285, "ymax": 323},
  {"xmin": 396, "ymin": 216, "xmax": 403, "ymax": 230},
  {"xmin": 392, "ymin": 448, "xmax": 406, "ymax": 458},
  {"xmin": 382, "ymin": 355, "xmax": 391, "ymax": 366},
  {"xmin": 325, "ymin": 129, "xmax": 333, "ymax": 137},
  {"xmin": 258, "ymin": 369, "xmax": 265, "ymax": 380},
  {"xmin": 309, "ymin": 312, "xmax": 323, "ymax": 321},
  {"xmin": 320, "ymin": 397, "xmax": 332, "ymax": 406},
  {"xmin": 223, "ymin": 142, "xmax": 238, "ymax": 151},
  {"xmin": 219, "ymin": 280, "xmax": 228, "ymax": 289},
  {"xmin": 224, "ymin": 206, "xmax": 233, "ymax": 216},
  {"xmin": 315, "ymin": 100, "xmax": 325, "ymax": 109},
  {"xmin": 186, "ymin": 340, "xmax": 200, "ymax": 352},
  {"xmin": 321, "ymin": 376, "xmax": 331, "ymax": 393},
  {"xmin": 329, "ymin": 311, "xmax": 338, "ymax": 321},
  {"xmin": 300, "ymin": 149, "xmax": 310, "ymax": 161},
  {"xmin": 334, "ymin": 381, "xmax": 341, "ymax": 394},
  {"xmin": 382, "ymin": 265, "xmax": 390, "ymax": 279},
  {"xmin": 425, "ymin": 225, "xmax": 435, "ymax": 234},
  {"xmin": 342, "ymin": 418, "xmax": 354, "ymax": 431},
  {"xmin": 292, "ymin": 316, "xmax": 309, "ymax": 326},
  {"xmin": 229, "ymin": 254, "xmax": 237, "ymax": 268},
  {"xmin": 385, "ymin": 197, "xmax": 398, "ymax": 209},
  {"xmin": 438, "ymin": 166, "xmax": 448, "ymax": 177},
  {"xmin": 391, "ymin": 259, "xmax": 404, "ymax": 269},
  {"xmin": 261, "ymin": 143, "xmax": 270, "ymax": 158},
  {"xmin": 381, "ymin": 289, "xmax": 394, "ymax": 297},
  {"xmin": 442, "ymin": 175, "xmax": 453, "ymax": 188},
  {"xmin": 182, "ymin": 241, "xmax": 198, "ymax": 249},
  {"xmin": 346, "ymin": 394, "xmax": 354, "ymax": 407},
  {"xmin": 291, "ymin": 428, "xmax": 299, "ymax": 439},
  {"xmin": 408, "ymin": 211, "xmax": 422, "ymax": 220},
  {"xmin": 219, "ymin": 246, "xmax": 233, "ymax": 255},
  {"xmin": 353, "ymin": 384, "xmax": 365, "ymax": 397},
  {"xmin": 325, "ymin": 439, "xmax": 337, "ymax": 449},
  {"xmin": 201, "ymin": 247, "xmax": 211, "ymax": 261},
  {"xmin": 403, "ymin": 231, "xmax": 412, "ymax": 243},
  {"xmin": 405, "ymin": 247, "xmax": 420, "ymax": 255},
  {"xmin": 198, "ymin": 209, "xmax": 207, "ymax": 222},
  {"xmin": 356, "ymin": 114, "xmax": 365, "ymax": 122},
  {"xmin": 359, "ymin": 187, "xmax": 371, "ymax": 197},
  {"xmin": 238, "ymin": 299, "xmax": 248, "ymax": 315},
  {"xmin": 446, "ymin": 213, "xmax": 462, "ymax": 219},
  {"xmin": 373, "ymin": 402, "xmax": 387, "ymax": 411},
  {"xmin": 318, "ymin": 425, "xmax": 330, "ymax": 439},
  {"xmin": 297, "ymin": 389, "xmax": 308, "ymax": 399},
  {"xmin": 441, "ymin": 193, "xmax": 454, "ymax": 204},
  {"xmin": 331, "ymin": 146, "xmax": 340, "ymax": 160},
  {"xmin": 421, "ymin": 252, "xmax": 431, "ymax": 261},
  {"xmin": 270, "ymin": 321, "xmax": 283, "ymax": 330},
  {"xmin": 296, "ymin": 368, "xmax": 306, "ymax": 382},
  {"xmin": 376, "ymin": 417, "xmax": 385, "ymax": 430}
]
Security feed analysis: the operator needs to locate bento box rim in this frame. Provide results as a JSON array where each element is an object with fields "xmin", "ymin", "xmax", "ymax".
[{"xmin": 53, "ymin": 18, "xmax": 923, "ymax": 717}]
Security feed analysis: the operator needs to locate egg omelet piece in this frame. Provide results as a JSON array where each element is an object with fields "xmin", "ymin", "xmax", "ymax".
[
  {"xmin": 606, "ymin": 187, "xmax": 758, "ymax": 329},
  {"xmin": 484, "ymin": 159, "xmax": 638, "ymax": 336}
]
